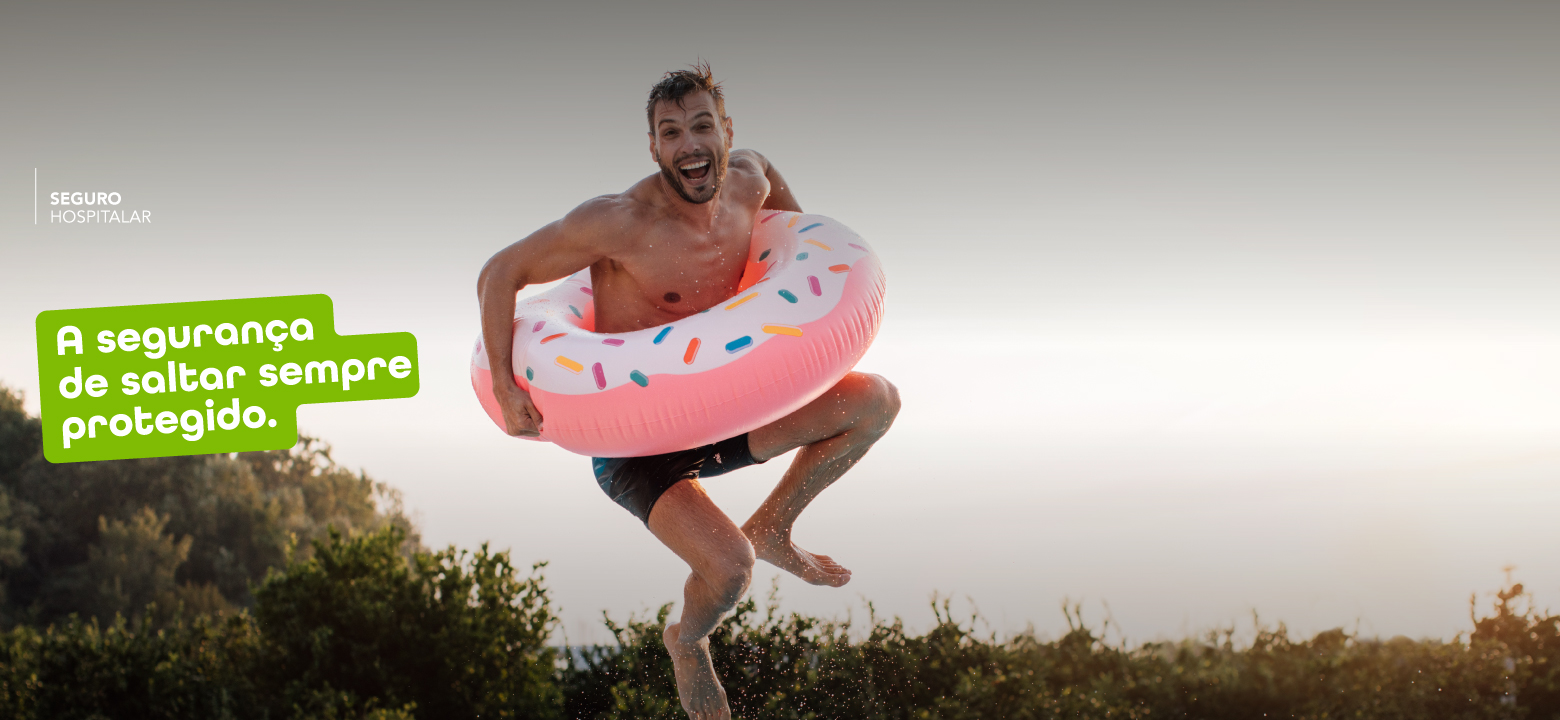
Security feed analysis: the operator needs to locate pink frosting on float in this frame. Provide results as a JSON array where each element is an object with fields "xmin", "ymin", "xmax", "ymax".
[{"xmin": 472, "ymin": 213, "xmax": 885, "ymax": 457}]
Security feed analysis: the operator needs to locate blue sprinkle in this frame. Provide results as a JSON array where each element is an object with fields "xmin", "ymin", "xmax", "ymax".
[
  {"xmin": 796, "ymin": 252, "xmax": 809, "ymax": 260},
  {"xmin": 778, "ymin": 289, "xmax": 798, "ymax": 303},
  {"xmin": 725, "ymin": 336, "xmax": 753, "ymax": 353},
  {"xmin": 569, "ymin": 305, "xmax": 583, "ymax": 318},
  {"xmin": 525, "ymin": 367, "xmax": 533, "ymax": 381},
  {"xmin": 653, "ymin": 326, "xmax": 673, "ymax": 344},
  {"xmin": 758, "ymin": 249, "xmax": 771, "ymax": 261},
  {"xmin": 797, "ymin": 222, "xmax": 823, "ymax": 234},
  {"xmin": 629, "ymin": 370, "xmax": 649, "ymax": 387},
  {"xmin": 699, "ymin": 308, "xmax": 710, "ymax": 314}
]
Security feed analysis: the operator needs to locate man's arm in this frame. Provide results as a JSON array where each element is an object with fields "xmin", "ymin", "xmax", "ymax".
[
  {"xmin": 477, "ymin": 198, "xmax": 614, "ymax": 436},
  {"xmin": 734, "ymin": 149, "xmax": 802, "ymax": 212}
]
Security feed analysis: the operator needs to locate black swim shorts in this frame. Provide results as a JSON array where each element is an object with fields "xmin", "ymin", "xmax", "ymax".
[{"xmin": 591, "ymin": 434, "xmax": 767, "ymax": 526}]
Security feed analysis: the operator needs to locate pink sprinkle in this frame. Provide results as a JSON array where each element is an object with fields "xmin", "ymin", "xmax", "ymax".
[
  {"xmin": 591, "ymin": 362, "xmax": 606, "ymax": 389},
  {"xmin": 807, "ymin": 276, "xmax": 822, "ymax": 296},
  {"xmin": 580, "ymin": 287, "xmax": 593, "ymax": 295},
  {"xmin": 761, "ymin": 211, "xmax": 785, "ymax": 223},
  {"xmin": 602, "ymin": 338, "xmax": 624, "ymax": 346},
  {"xmin": 532, "ymin": 321, "xmax": 546, "ymax": 333},
  {"xmin": 848, "ymin": 243, "xmax": 866, "ymax": 251}
]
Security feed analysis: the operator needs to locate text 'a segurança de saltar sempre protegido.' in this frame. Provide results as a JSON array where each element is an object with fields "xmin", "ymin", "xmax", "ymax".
[{"xmin": 35, "ymin": 295, "xmax": 419, "ymax": 463}]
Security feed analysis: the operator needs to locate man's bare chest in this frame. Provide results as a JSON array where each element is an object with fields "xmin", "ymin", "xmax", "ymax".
[
  {"xmin": 632, "ymin": 221, "xmax": 754, "ymax": 305},
  {"xmin": 591, "ymin": 214, "xmax": 758, "ymax": 331}
]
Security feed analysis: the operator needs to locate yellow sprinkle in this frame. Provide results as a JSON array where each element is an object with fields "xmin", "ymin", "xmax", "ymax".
[
  {"xmin": 762, "ymin": 324, "xmax": 803, "ymax": 337},
  {"xmin": 725, "ymin": 292, "xmax": 758, "ymax": 310},
  {"xmin": 804, "ymin": 239, "xmax": 832, "ymax": 251},
  {"xmin": 555, "ymin": 356, "xmax": 583, "ymax": 373},
  {"xmin": 787, "ymin": 214, "xmax": 800, "ymax": 228}
]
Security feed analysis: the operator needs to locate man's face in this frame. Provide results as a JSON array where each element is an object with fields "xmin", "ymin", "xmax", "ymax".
[{"xmin": 649, "ymin": 91, "xmax": 733, "ymax": 205}]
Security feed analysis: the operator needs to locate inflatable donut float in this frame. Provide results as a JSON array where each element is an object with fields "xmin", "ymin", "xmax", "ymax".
[{"xmin": 471, "ymin": 211, "xmax": 885, "ymax": 457}]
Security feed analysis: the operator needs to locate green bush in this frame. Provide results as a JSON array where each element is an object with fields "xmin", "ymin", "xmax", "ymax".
[
  {"xmin": 3, "ymin": 537, "xmax": 1557, "ymax": 720},
  {"xmin": 0, "ymin": 382, "xmax": 416, "ymax": 629},
  {"xmin": 7, "ymin": 383, "xmax": 1560, "ymax": 718},
  {"xmin": 561, "ymin": 584, "xmax": 1555, "ymax": 720},
  {"xmin": 0, "ymin": 527, "xmax": 559, "ymax": 720},
  {"xmin": 0, "ymin": 613, "xmax": 264, "ymax": 720},
  {"xmin": 254, "ymin": 526, "xmax": 561, "ymax": 719}
]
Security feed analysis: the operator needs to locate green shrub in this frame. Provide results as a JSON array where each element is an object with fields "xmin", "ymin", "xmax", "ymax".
[
  {"xmin": 254, "ymin": 526, "xmax": 561, "ymax": 719},
  {"xmin": 0, "ymin": 527, "xmax": 560, "ymax": 720},
  {"xmin": 0, "ymin": 382, "xmax": 417, "ymax": 628},
  {"xmin": 562, "ymin": 583, "xmax": 1554, "ymax": 720},
  {"xmin": 0, "ymin": 613, "xmax": 263, "ymax": 720}
]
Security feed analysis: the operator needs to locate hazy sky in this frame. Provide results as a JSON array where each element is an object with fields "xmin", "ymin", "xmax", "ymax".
[{"xmin": 3, "ymin": 0, "xmax": 1558, "ymax": 644}]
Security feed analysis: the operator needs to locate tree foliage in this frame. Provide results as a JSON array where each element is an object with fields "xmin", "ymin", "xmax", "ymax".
[
  {"xmin": 559, "ymin": 583, "xmax": 1560, "ymax": 720},
  {"xmin": 5, "ymin": 381, "xmax": 1560, "ymax": 718},
  {"xmin": 0, "ymin": 526, "xmax": 559, "ymax": 720},
  {"xmin": 0, "ymin": 382, "xmax": 416, "ymax": 628},
  {"xmin": 253, "ymin": 526, "xmax": 561, "ymax": 719}
]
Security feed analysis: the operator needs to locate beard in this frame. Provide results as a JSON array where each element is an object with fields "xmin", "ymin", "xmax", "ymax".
[{"xmin": 658, "ymin": 148, "xmax": 727, "ymax": 204}]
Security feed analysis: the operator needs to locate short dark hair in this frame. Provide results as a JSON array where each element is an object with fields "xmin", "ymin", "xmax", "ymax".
[{"xmin": 646, "ymin": 62, "xmax": 726, "ymax": 131}]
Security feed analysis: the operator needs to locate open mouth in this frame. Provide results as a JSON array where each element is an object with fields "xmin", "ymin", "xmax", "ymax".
[{"xmin": 677, "ymin": 158, "xmax": 711, "ymax": 183}]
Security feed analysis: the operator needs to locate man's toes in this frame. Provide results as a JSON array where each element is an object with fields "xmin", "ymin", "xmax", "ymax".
[{"xmin": 813, "ymin": 555, "xmax": 846, "ymax": 572}]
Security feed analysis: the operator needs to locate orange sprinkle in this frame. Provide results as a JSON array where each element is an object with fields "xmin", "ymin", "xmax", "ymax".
[
  {"xmin": 540, "ymin": 333, "xmax": 567, "ymax": 344},
  {"xmin": 787, "ymin": 214, "xmax": 800, "ymax": 228},
  {"xmin": 555, "ymin": 356, "xmax": 583, "ymax": 373},
  {"xmin": 804, "ymin": 239, "xmax": 832, "ymax": 251},
  {"xmin": 762, "ymin": 324, "xmax": 803, "ymax": 337},
  {"xmin": 683, "ymin": 338, "xmax": 701, "ymax": 364},
  {"xmin": 725, "ymin": 292, "xmax": 758, "ymax": 310},
  {"xmin": 828, "ymin": 264, "xmax": 850, "ymax": 273}
]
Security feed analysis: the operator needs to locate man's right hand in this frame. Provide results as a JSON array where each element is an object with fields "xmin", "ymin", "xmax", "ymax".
[
  {"xmin": 478, "ymin": 198, "xmax": 618, "ymax": 440},
  {"xmin": 494, "ymin": 381, "xmax": 544, "ymax": 437}
]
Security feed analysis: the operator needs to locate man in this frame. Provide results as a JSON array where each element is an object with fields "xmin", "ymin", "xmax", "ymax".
[{"xmin": 477, "ymin": 64, "xmax": 900, "ymax": 720}]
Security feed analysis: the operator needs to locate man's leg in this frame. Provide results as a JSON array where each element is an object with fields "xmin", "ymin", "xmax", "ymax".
[
  {"xmin": 743, "ymin": 372, "xmax": 901, "ymax": 586},
  {"xmin": 647, "ymin": 478, "xmax": 755, "ymax": 720},
  {"xmin": 641, "ymin": 371, "xmax": 898, "ymax": 719}
]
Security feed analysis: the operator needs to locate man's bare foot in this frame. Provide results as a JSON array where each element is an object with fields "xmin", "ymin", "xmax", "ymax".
[
  {"xmin": 742, "ymin": 526, "xmax": 852, "ymax": 587},
  {"xmin": 663, "ymin": 622, "xmax": 730, "ymax": 720}
]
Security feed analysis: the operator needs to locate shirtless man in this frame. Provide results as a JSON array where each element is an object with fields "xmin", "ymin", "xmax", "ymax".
[{"xmin": 477, "ymin": 65, "xmax": 900, "ymax": 720}]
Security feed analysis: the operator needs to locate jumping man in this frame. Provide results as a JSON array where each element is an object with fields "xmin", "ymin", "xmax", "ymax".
[{"xmin": 477, "ymin": 64, "xmax": 900, "ymax": 720}]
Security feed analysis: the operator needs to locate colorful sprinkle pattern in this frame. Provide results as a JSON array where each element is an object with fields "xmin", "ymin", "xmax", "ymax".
[{"xmin": 489, "ymin": 213, "xmax": 875, "ymax": 396}]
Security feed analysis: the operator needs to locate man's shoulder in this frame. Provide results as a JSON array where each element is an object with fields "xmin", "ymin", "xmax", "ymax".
[
  {"xmin": 567, "ymin": 192, "xmax": 636, "ymax": 220},
  {"xmin": 728, "ymin": 148, "xmax": 767, "ymax": 175},
  {"xmin": 561, "ymin": 192, "xmax": 646, "ymax": 234},
  {"xmin": 556, "ymin": 187, "xmax": 668, "ymax": 256}
]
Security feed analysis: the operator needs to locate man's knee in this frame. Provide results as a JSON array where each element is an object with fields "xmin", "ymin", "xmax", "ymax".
[
  {"xmin": 855, "ymin": 373, "xmax": 900, "ymax": 439},
  {"xmin": 705, "ymin": 541, "xmax": 756, "ymax": 607}
]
